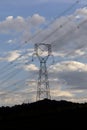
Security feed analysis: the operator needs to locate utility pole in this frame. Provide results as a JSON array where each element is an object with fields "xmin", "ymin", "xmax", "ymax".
[{"xmin": 32, "ymin": 43, "xmax": 52, "ymax": 101}]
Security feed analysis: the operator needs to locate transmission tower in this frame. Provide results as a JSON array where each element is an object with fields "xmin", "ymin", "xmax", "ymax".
[{"xmin": 33, "ymin": 43, "xmax": 52, "ymax": 101}]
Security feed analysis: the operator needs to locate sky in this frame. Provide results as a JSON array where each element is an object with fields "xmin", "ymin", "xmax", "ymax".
[{"xmin": 0, "ymin": 0, "xmax": 87, "ymax": 106}]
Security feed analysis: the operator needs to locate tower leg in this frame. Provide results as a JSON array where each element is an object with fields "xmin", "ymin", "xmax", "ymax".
[{"xmin": 36, "ymin": 61, "xmax": 50, "ymax": 101}]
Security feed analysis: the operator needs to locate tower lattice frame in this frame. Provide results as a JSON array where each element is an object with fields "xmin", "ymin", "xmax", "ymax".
[{"xmin": 34, "ymin": 43, "xmax": 52, "ymax": 101}]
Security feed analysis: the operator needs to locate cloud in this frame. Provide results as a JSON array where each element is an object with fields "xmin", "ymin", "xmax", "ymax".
[
  {"xmin": 1, "ymin": 7, "xmax": 87, "ymax": 58},
  {"xmin": 1, "ymin": 60, "xmax": 87, "ymax": 105},
  {"xmin": 23, "ymin": 64, "xmax": 38, "ymax": 71},
  {"xmin": 0, "ymin": 50, "xmax": 21, "ymax": 62},
  {"xmin": 49, "ymin": 61, "xmax": 87, "ymax": 90},
  {"xmin": 51, "ymin": 89, "xmax": 73, "ymax": 97},
  {"xmin": 50, "ymin": 61, "xmax": 87, "ymax": 72},
  {"xmin": 7, "ymin": 39, "xmax": 14, "ymax": 44},
  {"xmin": 0, "ymin": 82, "xmax": 37, "ymax": 106},
  {"xmin": 28, "ymin": 7, "xmax": 87, "ymax": 60},
  {"xmin": 76, "ymin": 7, "xmax": 87, "ymax": 15},
  {"xmin": 0, "ymin": 92, "xmax": 35, "ymax": 106},
  {"xmin": 6, "ymin": 50, "xmax": 21, "ymax": 62},
  {"xmin": 30, "ymin": 14, "xmax": 45, "ymax": 26},
  {"xmin": 1, "ymin": 7, "xmax": 87, "ymax": 105},
  {"xmin": 7, "ymin": 39, "xmax": 17, "ymax": 44},
  {"xmin": 58, "ymin": 71, "xmax": 87, "ymax": 90},
  {"xmin": 48, "ymin": 60, "xmax": 87, "ymax": 103},
  {"xmin": 0, "ymin": 14, "xmax": 46, "ymax": 36},
  {"xmin": 51, "ymin": 7, "xmax": 87, "ymax": 56}
]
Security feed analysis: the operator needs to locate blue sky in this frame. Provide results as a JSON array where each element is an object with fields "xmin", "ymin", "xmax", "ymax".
[
  {"xmin": 0, "ymin": 0, "xmax": 83, "ymax": 19},
  {"xmin": 1, "ymin": 0, "xmax": 87, "ymax": 106}
]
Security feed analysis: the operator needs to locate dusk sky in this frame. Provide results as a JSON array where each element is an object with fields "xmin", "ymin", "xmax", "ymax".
[{"xmin": 0, "ymin": 0, "xmax": 87, "ymax": 106}]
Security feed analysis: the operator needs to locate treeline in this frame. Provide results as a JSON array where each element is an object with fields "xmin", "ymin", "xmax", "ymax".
[{"xmin": 0, "ymin": 99, "xmax": 87, "ymax": 129}]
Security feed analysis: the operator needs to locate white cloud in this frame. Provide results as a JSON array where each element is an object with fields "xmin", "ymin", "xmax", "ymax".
[
  {"xmin": 6, "ymin": 16, "xmax": 13, "ymax": 21},
  {"xmin": 6, "ymin": 50, "xmax": 21, "ymax": 62},
  {"xmin": 76, "ymin": 7, "xmax": 87, "ymax": 16},
  {"xmin": 0, "ymin": 14, "xmax": 46, "ymax": 35},
  {"xmin": 30, "ymin": 14, "xmax": 45, "ymax": 26},
  {"xmin": 23, "ymin": 64, "xmax": 38, "ymax": 71},
  {"xmin": 51, "ymin": 89, "xmax": 73, "ymax": 97},
  {"xmin": 1, "ymin": 7, "xmax": 87, "ymax": 58},
  {"xmin": 49, "ymin": 61, "xmax": 87, "ymax": 90},
  {"xmin": 0, "ymin": 93, "xmax": 34, "ymax": 106},
  {"xmin": 0, "ymin": 50, "xmax": 21, "ymax": 62},
  {"xmin": 28, "ymin": 8, "xmax": 87, "ymax": 59},
  {"xmin": 7, "ymin": 39, "xmax": 13, "ymax": 43},
  {"xmin": 7, "ymin": 39, "xmax": 16, "ymax": 44},
  {"xmin": 1, "ymin": 7, "xmax": 87, "ymax": 105},
  {"xmin": 52, "ymin": 8, "xmax": 87, "ymax": 55},
  {"xmin": 50, "ymin": 61, "xmax": 87, "ymax": 72},
  {"xmin": 74, "ymin": 49, "xmax": 85, "ymax": 56}
]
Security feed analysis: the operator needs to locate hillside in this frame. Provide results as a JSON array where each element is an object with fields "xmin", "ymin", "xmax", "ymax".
[{"xmin": 0, "ymin": 99, "xmax": 87, "ymax": 129}]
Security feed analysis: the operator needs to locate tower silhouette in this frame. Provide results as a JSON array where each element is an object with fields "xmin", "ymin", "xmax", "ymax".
[{"xmin": 33, "ymin": 43, "xmax": 52, "ymax": 101}]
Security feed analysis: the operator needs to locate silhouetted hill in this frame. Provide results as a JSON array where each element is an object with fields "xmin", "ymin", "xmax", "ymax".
[{"xmin": 0, "ymin": 99, "xmax": 87, "ymax": 129}]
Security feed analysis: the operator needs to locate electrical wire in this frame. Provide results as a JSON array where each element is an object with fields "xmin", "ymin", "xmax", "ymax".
[
  {"xmin": 0, "ymin": 10, "xmax": 87, "ymax": 90},
  {"xmin": 0, "ymin": 59, "xmax": 33, "ymax": 86},
  {"xmin": 0, "ymin": 0, "xmax": 80, "ymax": 73},
  {"xmin": 0, "ymin": 0, "xmax": 86, "ymax": 101},
  {"xmin": 0, "ymin": 69, "xmax": 37, "ymax": 96}
]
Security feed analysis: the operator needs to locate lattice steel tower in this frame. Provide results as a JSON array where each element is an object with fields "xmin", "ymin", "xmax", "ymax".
[{"xmin": 33, "ymin": 43, "xmax": 52, "ymax": 101}]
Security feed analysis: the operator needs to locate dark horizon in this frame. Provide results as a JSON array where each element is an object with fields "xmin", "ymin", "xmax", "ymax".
[{"xmin": 0, "ymin": 98, "xmax": 87, "ymax": 129}]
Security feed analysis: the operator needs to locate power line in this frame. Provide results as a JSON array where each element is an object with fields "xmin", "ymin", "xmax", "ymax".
[
  {"xmin": 0, "ymin": 10, "xmax": 87, "ymax": 90},
  {"xmin": 0, "ymin": 8, "xmax": 87, "ymax": 88},
  {"xmin": 0, "ymin": 0, "xmax": 80, "ymax": 74},
  {"xmin": 0, "ymin": 1, "xmax": 85, "ymax": 84},
  {"xmin": 0, "ymin": 59, "xmax": 33, "ymax": 86},
  {"xmin": 25, "ymin": 0, "xmax": 80, "ymax": 44},
  {"xmin": 51, "ymin": 17, "xmax": 87, "ymax": 49},
  {"xmin": 0, "ymin": 71, "xmax": 37, "ymax": 96},
  {"xmin": 0, "ymin": 0, "xmax": 85, "ymax": 98}
]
